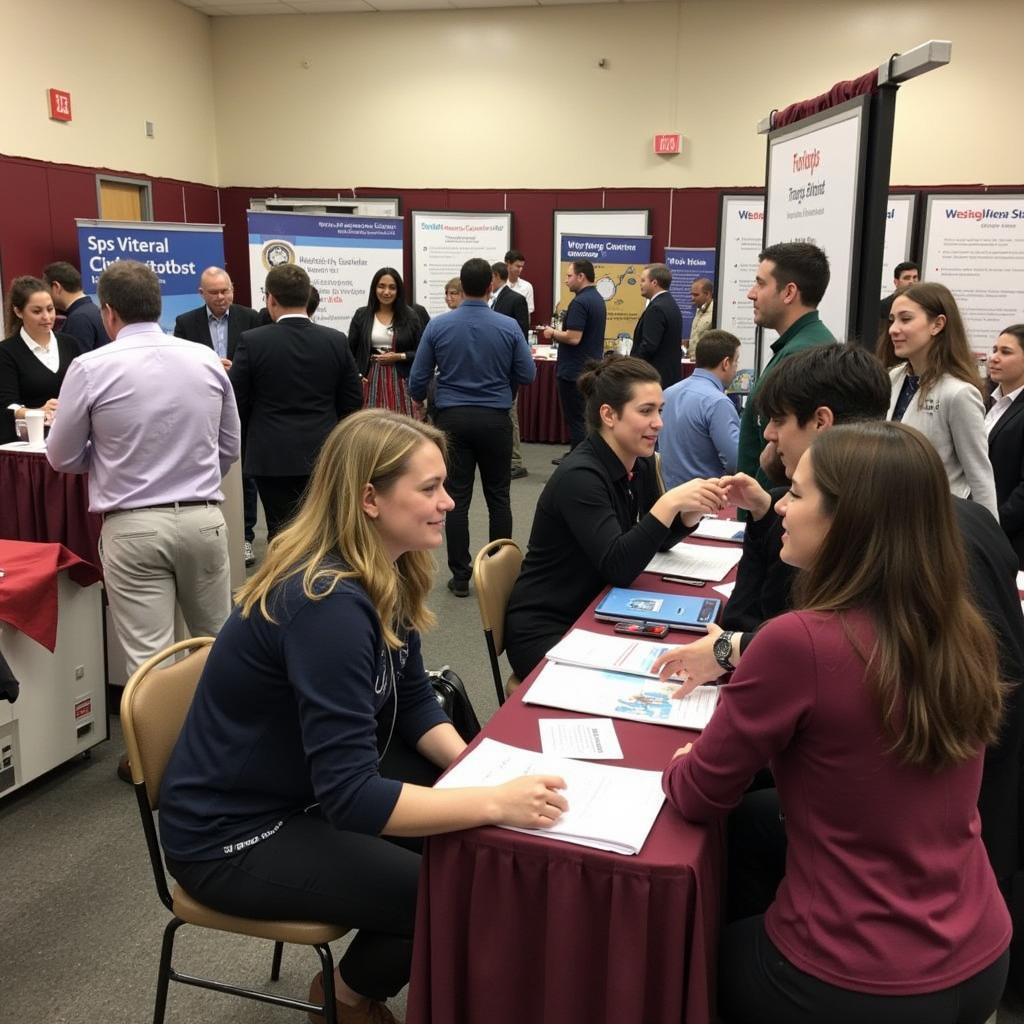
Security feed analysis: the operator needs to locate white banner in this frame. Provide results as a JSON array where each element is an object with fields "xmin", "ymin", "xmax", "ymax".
[
  {"xmin": 411, "ymin": 211, "xmax": 511, "ymax": 318},
  {"xmin": 246, "ymin": 211, "xmax": 403, "ymax": 335},
  {"xmin": 880, "ymin": 194, "xmax": 917, "ymax": 298},
  {"xmin": 715, "ymin": 195, "xmax": 764, "ymax": 371}
]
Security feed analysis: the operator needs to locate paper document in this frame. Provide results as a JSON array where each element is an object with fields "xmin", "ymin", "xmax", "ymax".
[
  {"xmin": 1017, "ymin": 572, "xmax": 1024, "ymax": 593},
  {"xmin": 436, "ymin": 738, "xmax": 664, "ymax": 854},
  {"xmin": 694, "ymin": 519, "xmax": 746, "ymax": 544},
  {"xmin": 524, "ymin": 662, "xmax": 719, "ymax": 731},
  {"xmin": 546, "ymin": 628, "xmax": 682, "ymax": 680},
  {"xmin": 646, "ymin": 542, "xmax": 742, "ymax": 582},
  {"xmin": 714, "ymin": 582, "xmax": 736, "ymax": 599},
  {"xmin": 538, "ymin": 717, "xmax": 623, "ymax": 760}
]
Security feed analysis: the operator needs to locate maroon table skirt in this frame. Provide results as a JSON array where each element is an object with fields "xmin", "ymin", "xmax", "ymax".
[
  {"xmin": 0, "ymin": 449, "xmax": 101, "ymax": 571},
  {"xmin": 407, "ymin": 565, "xmax": 735, "ymax": 1024},
  {"xmin": 517, "ymin": 359, "xmax": 698, "ymax": 446}
]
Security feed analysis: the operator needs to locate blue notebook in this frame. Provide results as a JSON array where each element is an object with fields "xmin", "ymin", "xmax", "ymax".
[{"xmin": 594, "ymin": 588, "xmax": 721, "ymax": 632}]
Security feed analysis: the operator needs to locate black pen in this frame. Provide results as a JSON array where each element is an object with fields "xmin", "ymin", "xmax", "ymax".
[{"xmin": 661, "ymin": 575, "xmax": 707, "ymax": 587}]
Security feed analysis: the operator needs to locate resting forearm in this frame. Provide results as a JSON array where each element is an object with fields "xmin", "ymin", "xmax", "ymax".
[
  {"xmin": 382, "ymin": 783, "xmax": 498, "ymax": 837},
  {"xmin": 415, "ymin": 722, "xmax": 466, "ymax": 769}
]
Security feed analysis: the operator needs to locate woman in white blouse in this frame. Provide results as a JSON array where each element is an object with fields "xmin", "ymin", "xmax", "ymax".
[{"xmin": 879, "ymin": 281, "xmax": 997, "ymax": 518}]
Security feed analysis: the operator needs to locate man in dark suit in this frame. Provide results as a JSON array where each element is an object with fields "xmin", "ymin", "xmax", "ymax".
[
  {"xmin": 631, "ymin": 263, "xmax": 683, "ymax": 388},
  {"xmin": 490, "ymin": 262, "xmax": 531, "ymax": 479},
  {"xmin": 986, "ymin": 325, "xmax": 1024, "ymax": 567},
  {"xmin": 175, "ymin": 267, "xmax": 263, "ymax": 563},
  {"xmin": 229, "ymin": 264, "xmax": 362, "ymax": 540}
]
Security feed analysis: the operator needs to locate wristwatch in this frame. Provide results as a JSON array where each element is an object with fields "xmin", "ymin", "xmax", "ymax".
[{"xmin": 713, "ymin": 631, "xmax": 736, "ymax": 671}]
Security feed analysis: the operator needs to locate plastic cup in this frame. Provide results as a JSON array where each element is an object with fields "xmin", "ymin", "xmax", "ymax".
[{"xmin": 25, "ymin": 409, "xmax": 45, "ymax": 445}]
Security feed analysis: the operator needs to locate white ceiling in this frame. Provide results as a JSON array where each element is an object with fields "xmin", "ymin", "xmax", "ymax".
[{"xmin": 177, "ymin": 0, "xmax": 659, "ymax": 14}]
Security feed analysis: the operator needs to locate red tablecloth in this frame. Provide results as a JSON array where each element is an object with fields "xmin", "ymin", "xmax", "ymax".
[
  {"xmin": 407, "ymin": 551, "xmax": 740, "ymax": 1024},
  {"xmin": 518, "ymin": 359, "xmax": 698, "ymax": 446},
  {"xmin": 0, "ymin": 539, "xmax": 102, "ymax": 650},
  {"xmin": 0, "ymin": 449, "xmax": 101, "ymax": 571}
]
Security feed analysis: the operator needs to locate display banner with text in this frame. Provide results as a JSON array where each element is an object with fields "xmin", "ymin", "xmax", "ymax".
[
  {"xmin": 714, "ymin": 195, "xmax": 764, "ymax": 371},
  {"xmin": 557, "ymin": 234, "xmax": 651, "ymax": 347},
  {"xmin": 247, "ymin": 211, "xmax": 403, "ymax": 335},
  {"xmin": 880, "ymin": 194, "xmax": 917, "ymax": 298},
  {"xmin": 922, "ymin": 194, "xmax": 1024, "ymax": 344},
  {"xmin": 76, "ymin": 219, "xmax": 224, "ymax": 335},
  {"xmin": 665, "ymin": 248, "xmax": 716, "ymax": 340}
]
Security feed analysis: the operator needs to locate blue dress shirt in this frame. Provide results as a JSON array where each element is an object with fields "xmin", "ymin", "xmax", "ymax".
[{"xmin": 659, "ymin": 368, "xmax": 740, "ymax": 486}]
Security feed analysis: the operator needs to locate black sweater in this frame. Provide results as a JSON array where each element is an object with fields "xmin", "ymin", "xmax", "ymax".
[{"xmin": 0, "ymin": 331, "xmax": 80, "ymax": 443}]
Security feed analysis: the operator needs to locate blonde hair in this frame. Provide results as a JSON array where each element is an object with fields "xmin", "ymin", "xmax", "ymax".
[{"xmin": 236, "ymin": 410, "xmax": 447, "ymax": 648}]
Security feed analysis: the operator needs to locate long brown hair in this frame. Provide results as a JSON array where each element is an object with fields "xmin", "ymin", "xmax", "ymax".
[
  {"xmin": 793, "ymin": 421, "xmax": 1003, "ymax": 769},
  {"xmin": 236, "ymin": 410, "xmax": 446, "ymax": 649},
  {"xmin": 876, "ymin": 281, "xmax": 983, "ymax": 402},
  {"xmin": 4, "ymin": 276, "xmax": 49, "ymax": 336}
]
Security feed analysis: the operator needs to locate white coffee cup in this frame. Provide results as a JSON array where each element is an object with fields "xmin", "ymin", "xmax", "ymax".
[{"xmin": 24, "ymin": 409, "xmax": 45, "ymax": 445}]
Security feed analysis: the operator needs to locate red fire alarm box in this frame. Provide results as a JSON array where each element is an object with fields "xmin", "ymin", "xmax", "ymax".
[{"xmin": 48, "ymin": 89, "xmax": 72, "ymax": 122}]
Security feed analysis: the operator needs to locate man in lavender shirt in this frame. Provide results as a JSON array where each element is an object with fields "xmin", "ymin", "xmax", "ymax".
[{"xmin": 47, "ymin": 260, "xmax": 240, "ymax": 678}]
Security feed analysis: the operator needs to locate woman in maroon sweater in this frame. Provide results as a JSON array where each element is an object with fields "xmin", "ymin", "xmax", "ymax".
[{"xmin": 663, "ymin": 421, "xmax": 1010, "ymax": 1024}]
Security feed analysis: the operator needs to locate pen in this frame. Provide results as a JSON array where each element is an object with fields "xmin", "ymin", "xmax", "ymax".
[{"xmin": 661, "ymin": 575, "xmax": 706, "ymax": 587}]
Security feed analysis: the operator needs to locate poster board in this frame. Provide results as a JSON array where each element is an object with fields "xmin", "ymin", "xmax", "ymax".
[
  {"xmin": 763, "ymin": 95, "xmax": 870, "ymax": 359},
  {"xmin": 664, "ymin": 247, "xmax": 715, "ymax": 344},
  {"xmin": 411, "ymin": 211, "xmax": 511, "ymax": 318},
  {"xmin": 246, "ymin": 211, "xmax": 403, "ymax": 335},
  {"xmin": 879, "ymin": 193, "xmax": 918, "ymax": 297},
  {"xmin": 76, "ymin": 219, "xmax": 224, "ymax": 335},
  {"xmin": 713, "ymin": 194, "xmax": 764, "ymax": 371},
  {"xmin": 555, "ymin": 234, "xmax": 651, "ymax": 347},
  {"xmin": 921, "ymin": 193, "xmax": 1024, "ymax": 344},
  {"xmin": 553, "ymin": 210, "xmax": 649, "ymax": 321}
]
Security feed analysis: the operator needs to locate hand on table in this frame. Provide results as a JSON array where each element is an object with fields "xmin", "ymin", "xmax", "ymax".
[
  {"xmin": 42, "ymin": 398, "xmax": 59, "ymax": 426},
  {"xmin": 493, "ymin": 774, "xmax": 568, "ymax": 829},
  {"xmin": 650, "ymin": 624, "xmax": 725, "ymax": 695}
]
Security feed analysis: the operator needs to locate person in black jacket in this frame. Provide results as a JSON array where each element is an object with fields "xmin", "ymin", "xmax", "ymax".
[
  {"xmin": 0, "ymin": 276, "xmax": 79, "ymax": 443},
  {"xmin": 986, "ymin": 324, "xmax": 1024, "ymax": 567},
  {"xmin": 490, "ymin": 261, "xmax": 532, "ymax": 480},
  {"xmin": 348, "ymin": 267, "xmax": 423, "ymax": 414},
  {"xmin": 504, "ymin": 355, "xmax": 727, "ymax": 683},
  {"xmin": 174, "ymin": 267, "xmax": 261, "ymax": 368},
  {"xmin": 631, "ymin": 263, "xmax": 684, "ymax": 388},
  {"xmin": 229, "ymin": 264, "xmax": 362, "ymax": 539},
  {"xmin": 43, "ymin": 261, "xmax": 107, "ymax": 353}
]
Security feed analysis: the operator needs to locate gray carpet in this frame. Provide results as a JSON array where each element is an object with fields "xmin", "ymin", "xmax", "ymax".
[{"xmin": 0, "ymin": 440, "xmax": 1018, "ymax": 1023}]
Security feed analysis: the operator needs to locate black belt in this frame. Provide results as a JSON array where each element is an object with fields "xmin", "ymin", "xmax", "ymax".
[{"xmin": 104, "ymin": 500, "xmax": 219, "ymax": 518}]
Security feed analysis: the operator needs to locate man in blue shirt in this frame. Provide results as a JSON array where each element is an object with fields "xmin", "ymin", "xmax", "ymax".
[
  {"xmin": 43, "ymin": 261, "xmax": 107, "ymax": 352},
  {"xmin": 660, "ymin": 329, "xmax": 741, "ymax": 486},
  {"xmin": 542, "ymin": 259, "xmax": 606, "ymax": 462},
  {"xmin": 409, "ymin": 258, "xmax": 536, "ymax": 597}
]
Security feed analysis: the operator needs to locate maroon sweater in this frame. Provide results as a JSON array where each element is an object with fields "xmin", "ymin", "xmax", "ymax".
[{"xmin": 663, "ymin": 609, "xmax": 1010, "ymax": 995}]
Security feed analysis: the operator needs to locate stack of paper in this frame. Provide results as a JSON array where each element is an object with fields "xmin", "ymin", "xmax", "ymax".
[
  {"xmin": 546, "ymin": 628, "xmax": 681, "ymax": 679},
  {"xmin": 693, "ymin": 519, "xmax": 746, "ymax": 544},
  {"xmin": 524, "ymin": 661, "xmax": 719, "ymax": 731},
  {"xmin": 435, "ymin": 738, "xmax": 665, "ymax": 855},
  {"xmin": 646, "ymin": 542, "xmax": 742, "ymax": 581}
]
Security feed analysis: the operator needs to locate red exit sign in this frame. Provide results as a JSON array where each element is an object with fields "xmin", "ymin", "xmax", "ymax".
[
  {"xmin": 653, "ymin": 133, "xmax": 681, "ymax": 155},
  {"xmin": 48, "ymin": 88, "xmax": 72, "ymax": 122}
]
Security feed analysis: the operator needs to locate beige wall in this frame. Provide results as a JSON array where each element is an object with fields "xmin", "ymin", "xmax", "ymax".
[
  {"xmin": 0, "ymin": 0, "xmax": 218, "ymax": 184},
  {"xmin": 211, "ymin": 0, "xmax": 1023, "ymax": 190}
]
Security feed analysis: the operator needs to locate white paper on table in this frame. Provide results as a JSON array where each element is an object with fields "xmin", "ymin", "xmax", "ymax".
[
  {"xmin": 524, "ymin": 662, "xmax": 719, "ymax": 731},
  {"xmin": 693, "ymin": 519, "xmax": 746, "ymax": 544},
  {"xmin": 545, "ymin": 628, "xmax": 683, "ymax": 681},
  {"xmin": 645, "ymin": 542, "xmax": 742, "ymax": 582},
  {"xmin": 538, "ymin": 717, "xmax": 623, "ymax": 760},
  {"xmin": 713, "ymin": 582, "xmax": 736, "ymax": 599},
  {"xmin": 435, "ymin": 738, "xmax": 664, "ymax": 855},
  {"xmin": 1017, "ymin": 571, "xmax": 1024, "ymax": 593},
  {"xmin": 0, "ymin": 441, "xmax": 46, "ymax": 452}
]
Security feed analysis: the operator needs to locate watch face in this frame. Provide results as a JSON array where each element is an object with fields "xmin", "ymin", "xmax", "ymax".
[{"xmin": 714, "ymin": 634, "xmax": 733, "ymax": 668}]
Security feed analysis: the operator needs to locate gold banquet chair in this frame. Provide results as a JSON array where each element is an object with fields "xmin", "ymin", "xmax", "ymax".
[
  {"xmin": 120, "ymin": 637, "xmax": 348, "ymax": 1024},
  {"xmin": 472, "ymin": 539, "xmax": 523, "ymax": 706}
]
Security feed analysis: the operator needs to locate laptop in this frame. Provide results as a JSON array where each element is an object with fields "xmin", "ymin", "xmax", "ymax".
[{"xmin": 594, "ymin": 588, "xmax": 721, "ymax": 633}]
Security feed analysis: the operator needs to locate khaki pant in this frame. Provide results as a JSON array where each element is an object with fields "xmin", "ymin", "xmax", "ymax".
[
  {"xmin": 99, "ymin": 504, "xmax": 231, "ymax": 674},
  {"xmin": 510, "ymin": 396, "xmax": 523, "ymax": 470}
]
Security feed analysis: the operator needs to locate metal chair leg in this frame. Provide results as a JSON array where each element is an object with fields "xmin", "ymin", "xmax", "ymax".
[
  {"xmin": 153, "ymin": 917, "xmax": 185, "ymax": 1024},
  {"xmin": 314, "ymin": 943, "xmax": 338, "ymax": 1024},
  {"xmin": 270, "ymin": 940, "xmax": 284, "ymax": 981}
]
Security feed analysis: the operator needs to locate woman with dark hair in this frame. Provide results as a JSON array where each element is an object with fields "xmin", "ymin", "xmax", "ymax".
[
  {"xmin": 348, "ymin": 268, "xmax": 423, "ymax": 414},
  {"xmin": 664, "ymin": 421, "xmax": 1009, "ymax": 1024},
  {"xmin": 879, "ymin": 281, "xmax": 997, "ymax": 517},
  {"xmin": 0, "ymin": 276, "xmax": 80, "ymax": 443},
  {"xmin": 986, "ymin": 323, "xmax": 1024, "ymax": 565},
  {"xmin": 504, "ymin": 354, "xmax": 727, "ymax": 682},
  {"xmin": 159, "ymin": 410, "xmax": 567, "ymax": 1024}
]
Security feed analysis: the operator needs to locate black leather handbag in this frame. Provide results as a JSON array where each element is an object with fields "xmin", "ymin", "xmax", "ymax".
[{"xmin": 428, "ymin": 666, "xmax": 481, "ymax": 742}]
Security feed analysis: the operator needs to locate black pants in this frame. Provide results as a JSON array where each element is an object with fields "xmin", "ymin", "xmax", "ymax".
[
  {"xmin": 165, "ymin": 734, "xmax": 440, "ymax": 1002},
  {"xmin": 435, "ymin": 406, "xmax": 512, "ymax": 582},
  {"xmin": 254, "ymin": 475, "xmax": 309, "ymax": 541},
  {"xmin": 556, "ymin": 375, "xmax": 586, "ymax": 448},
  {"xmin": 243, "ymin": 474, "xmax": 258, "ymax": 543},
  {"xmin": 720, "ymin": 917, "xmax": 1008, "ymax": 1024}
]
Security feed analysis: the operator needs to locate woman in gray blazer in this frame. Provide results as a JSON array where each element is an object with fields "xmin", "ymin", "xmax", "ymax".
[{"xmin": 880, "ymin": 282, "xmax": 997, "ymax": 519}]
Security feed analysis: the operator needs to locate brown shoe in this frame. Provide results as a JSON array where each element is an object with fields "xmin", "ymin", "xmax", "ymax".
[
  {"xmin": 308, "ymin": 972, "xmax": 402, "ymax": 1024},
  {"xmin": 116, "ymin": 754, "xmax": 133, "ymax": 783}
]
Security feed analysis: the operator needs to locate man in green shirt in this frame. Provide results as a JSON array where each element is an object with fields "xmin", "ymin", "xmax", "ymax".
[{"xmin": 737, "ymin": 242, "xmax": 837, "ymax": 484}]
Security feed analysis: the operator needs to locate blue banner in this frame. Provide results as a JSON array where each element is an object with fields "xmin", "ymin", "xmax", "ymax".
[
  {"xmin": 560, "ymin": 234, "xmax": 650, "ymax": 263},
  {"xmin": 665, "ymin": 247, "xmax": 716, "ymax": 338},
  {"xmin": 77, "ymin": 220, "xmax": 224, "ymax": 335}
]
